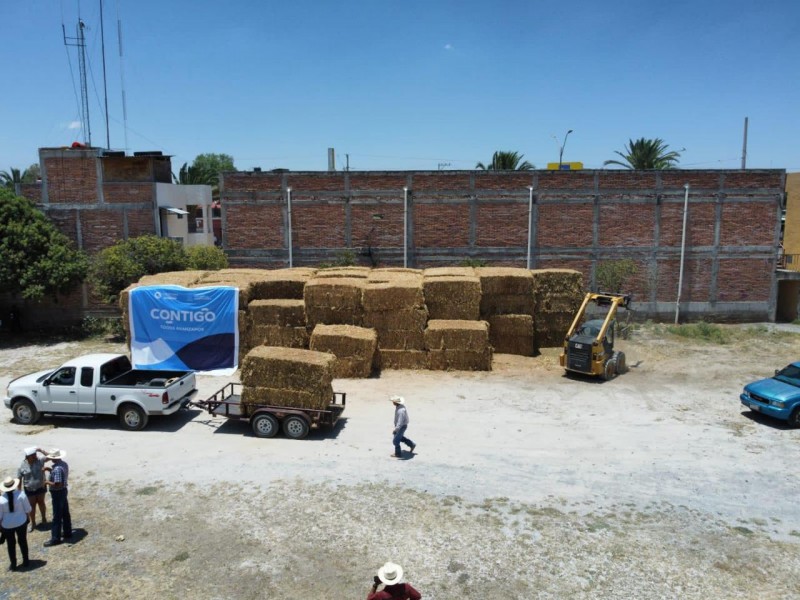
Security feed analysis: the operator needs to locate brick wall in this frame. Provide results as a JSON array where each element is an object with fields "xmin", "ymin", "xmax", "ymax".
[{"xmin": 221, "ymin": 169, "xmax": 783, "ymax": 320}]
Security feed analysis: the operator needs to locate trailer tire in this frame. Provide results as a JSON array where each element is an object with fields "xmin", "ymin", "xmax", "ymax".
[
  {"xmin": 251, "ymin": 413, "xmax": 279, "ymax": 438},
  {"xmin": 119, "ymin": 404, "xmax": 148, "ymax": 431},
  {"xmin": 615, "ymin": 352, "xmax": 627, "ymax": 375},
  {"xmin": 603, "ymin": 359, "xmax": 617, "ymax": 381},
  {"xmin": 12, "ymin": 399, "xmax": 40, "ymax": 425},
  {"xmin": 283, "ymin": 415, "xmax": 310, "ymax": 440},
  {"xmin": 789, "ymin": 408, "xmax": 800, "ymax": 428}
]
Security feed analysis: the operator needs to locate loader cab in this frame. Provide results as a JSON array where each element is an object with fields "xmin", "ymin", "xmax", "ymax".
[{"xmin": 578, "ymin": 318, "xmax": 614, "ymax": 354}]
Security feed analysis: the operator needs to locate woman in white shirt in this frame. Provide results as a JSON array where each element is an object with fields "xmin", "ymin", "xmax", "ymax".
[{"xmin": 0, "ymin": 476, "xmax": 32, "ymax": 571}]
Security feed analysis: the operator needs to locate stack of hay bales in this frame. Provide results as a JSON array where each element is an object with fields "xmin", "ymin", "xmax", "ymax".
[
  {"xmin": 309, "ymin": 324, "xmax": 377, "ymax": 378},
  {"xmin": 363, "ymin": 271, "xmax": 428, "ymax": 370},
  {"xmin": 531, "ymin": 269, "xmax": 584, "ymax": 348},
  {"xmin": 425, "ymin": 320, "xmax": 492, "ymax": 371},
  {"xmin": 304, "ymin": 276, "xmax": 366, "ymax": 328},
  {"xmin": 239, "ymin": 346, "xmax": 335, "ymax": 414},
  {"xmin": 476, "ymin": 267, "xmax": 535, "ymax": 356},
  {"xmin": 247, "ymin": 299, "xmax": 309, "ymax": 349},
  {"xmin": 422, "ymin": 268, "xmax": 481, "ymax": 320},
  {"xmin": 249, "ymin": 268, "xmax": 316, "ymax": 301}
]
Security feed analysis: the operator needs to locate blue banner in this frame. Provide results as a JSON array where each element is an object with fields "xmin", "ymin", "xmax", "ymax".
[{"xmin": 129, "ymin": 285, "xmax": 239, "ymax": 375}]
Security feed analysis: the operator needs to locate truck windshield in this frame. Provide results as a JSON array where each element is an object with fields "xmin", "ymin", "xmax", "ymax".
[{"xmin": 775, "ymin": 364, "xmax": 800, "ymax": 387}]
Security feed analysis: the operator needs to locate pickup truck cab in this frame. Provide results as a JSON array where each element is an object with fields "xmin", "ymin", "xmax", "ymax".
[
  {"xmin": 4, "ymin": 353, "xmax": 196, "ymax": 431},
  {"xmin": 740, "ymin": 362, "xmax": 800, "ymax": 427}
]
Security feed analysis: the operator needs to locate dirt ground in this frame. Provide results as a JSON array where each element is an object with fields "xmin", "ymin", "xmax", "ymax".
[{"xmin": 0, "ymin": 324, "xmax": 799, "ymax": 599}]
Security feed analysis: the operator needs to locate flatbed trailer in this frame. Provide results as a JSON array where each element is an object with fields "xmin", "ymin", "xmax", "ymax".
[{"xmin": 192, "ymin": 382, "xmax": 346, "ymax": 439}]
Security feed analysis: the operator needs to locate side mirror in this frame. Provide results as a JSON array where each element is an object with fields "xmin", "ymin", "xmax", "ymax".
[
  {"xmin": 775, "ymin": 369, "xmax": 780, "ymax": 376},
  {"xmin": 42, "ymin": 379, "xmax": 50, "ymax": 386}
]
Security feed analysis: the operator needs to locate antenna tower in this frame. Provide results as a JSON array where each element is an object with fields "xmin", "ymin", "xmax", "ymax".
[{"xmin": 63, "ymin": 20, "xmax": 92, "ymax": 145}]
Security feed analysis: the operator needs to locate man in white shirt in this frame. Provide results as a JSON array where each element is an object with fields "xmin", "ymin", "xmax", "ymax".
[
  {"xmin": 390, "ymin": 395, "xmax": 416, "ymax": 459},
  {"xmin": 0, "ymin": 476, "xmax": 32, "ymax": 571}
]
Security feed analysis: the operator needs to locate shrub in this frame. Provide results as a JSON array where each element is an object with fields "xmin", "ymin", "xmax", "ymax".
[
  {"xmin": 185, "ymin": 245, "xmax": 228, "ymax": 270},
  {"xmin": 596, "ymin": 259, "xmax": 637, "ymax": 293},
  {"xmin": 665, "ymin": 322, "xmax": 730, "ymax": 344}
]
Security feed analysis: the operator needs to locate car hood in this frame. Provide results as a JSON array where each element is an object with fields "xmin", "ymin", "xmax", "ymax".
[
  {"xmin": 745, "ymin": 377, "xmax": 800, "ymax": 402},
  {"xmin": 8, "ymin": 369, "xmax": 54, "ymax": 390}
]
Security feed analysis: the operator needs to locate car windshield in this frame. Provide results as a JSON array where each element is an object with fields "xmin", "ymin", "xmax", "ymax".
[{"xmin": 774, "ymin": 364, "xmax": 800, "ymax": 387}]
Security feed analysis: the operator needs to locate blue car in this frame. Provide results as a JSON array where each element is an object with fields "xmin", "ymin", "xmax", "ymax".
[{"xmin": 740, "ymin": 362, "xmax": 800, "ymax": 427}]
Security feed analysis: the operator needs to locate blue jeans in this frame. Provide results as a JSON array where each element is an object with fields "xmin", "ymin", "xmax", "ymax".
[
  {"xmin": 393, "ymin": 425, "xmax": 415, "ymax": 457},
  {"xmin": 50, "ymin": 488, "xmax": 72, "ymax": 541}
]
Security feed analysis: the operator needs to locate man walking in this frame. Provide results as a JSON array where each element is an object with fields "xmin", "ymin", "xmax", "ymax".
[
  {"xmin": 43, "ymin": 449, "xmax": 71, "ymax": 547},
  {"xmin": 390, "ymin": 395, "xmax": 416, "ymax": 458}
]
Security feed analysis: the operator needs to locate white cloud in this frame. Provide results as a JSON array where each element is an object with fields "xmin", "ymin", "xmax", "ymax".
[
  {"xmin": 67, "ymin": 121, "xmax": 81, "ymax": 130},
  {"xmin": 444, "ymin": 43, "xmax": 453, "ymax": 50}
]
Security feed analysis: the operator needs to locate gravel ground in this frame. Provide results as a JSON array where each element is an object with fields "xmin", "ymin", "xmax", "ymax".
[{"xmin": 0, "ymin": 325, "xmax": 799, "ymax": 599}]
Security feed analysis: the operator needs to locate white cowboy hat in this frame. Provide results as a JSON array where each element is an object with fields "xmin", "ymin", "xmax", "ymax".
[
  {"xmin": 46, "ymin": 449, "xmax": 66, "ymax": 460},
  {"xmin": 0, "ymin": 477, "xmax": 20, "ymax": 493},
  {"xmin": 377, "ymin": 561, "xmax": 404, "ymax": 585},
  {"xmin": 24, "ymin": 447, "xmax": 38, "ymax": 457},
  {"xmin": 389, "ymin": 395, "xmax": 405, "ymax": 405}
]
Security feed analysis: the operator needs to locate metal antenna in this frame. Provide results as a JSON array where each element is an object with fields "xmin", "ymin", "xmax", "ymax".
[
  {"xmin": 117, "ymin": 0, "xmax": 129, "ymax": 154},
  {"xmin": 99, "ymin": 0, "xmax": 110, "ymax": 148},
  {"xmin": 63, "ymin": 19, "xmax": 92, "ymax": 145}
]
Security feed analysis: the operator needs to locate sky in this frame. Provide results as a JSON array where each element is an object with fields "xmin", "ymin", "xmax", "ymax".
[{"xmin": 2, "ymin": 0, "xmax": 799, "ymax": 174}]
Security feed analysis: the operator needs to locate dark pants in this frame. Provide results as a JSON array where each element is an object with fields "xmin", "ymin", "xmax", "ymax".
[
  {"xmin": 393, "ymin": 425, "xmax": 415, "ymax": 457},
  {"xmin": 2, "ymin": 521, "xmax": 29, "ymax": 568},
  {"xmin": 50, "ymin": 489, "xmax": 72, "ymax": 541}
]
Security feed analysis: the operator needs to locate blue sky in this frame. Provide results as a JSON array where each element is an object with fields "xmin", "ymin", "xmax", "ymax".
[{"xmin": 2, "ymin": 0, "xmax": 798, "ymax": 173}]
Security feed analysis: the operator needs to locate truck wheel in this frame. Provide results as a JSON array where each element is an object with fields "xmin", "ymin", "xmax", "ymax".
[
  {"xmin": 603, "ymin": 359, "xmax": 617, "ymax": 381},
  {"xmin": 616, "ymin": 352, "xmax": 627, "ymax": 374},
  {"xmin": 283, "ymin": 415, "xmax": 310, "ymax": 440},
  {"xmin": 789, "ymin": 408, "xmax": 800, "ymax": 428},
  {"xmin": 251, "ymin": 413, "xmax": 279, "ymax": 438},
  {"xmin": 12, "ymin": 399, "xmax": 40, "ymax": 425},
  {"xmin": 119, "ymin": 404, "xmax": 148, "ymax": 431}
]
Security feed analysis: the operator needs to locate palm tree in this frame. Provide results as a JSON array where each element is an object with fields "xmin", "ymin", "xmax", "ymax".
[
  {"xmin": 172, "ymin": 162, "xmax": 215, "ymax": 185},
  {"xmin": 476, "ymin": 151, "xmax": 534, "ymax": 171},
  {"xmin": 0, "ymin": 167, "xmax": 21, "ymax": 190},
  {"xmin": 604, "ymin": 138, "xmax": 682, "ymax": 169}
]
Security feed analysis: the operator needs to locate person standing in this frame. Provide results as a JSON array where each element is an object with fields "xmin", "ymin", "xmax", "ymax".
[
  {"xmin": 0, "ymin": 476, "xmax": 32, "ymax": 571},
  {"xmin": 18, "ymin": 447, "xmax": 47, "ymax": 532},
  {"xmin": 367, "ymin": 562, "xmax": 422, "ymax": 599},
  {"xmin": 389, "ymin": 396, "xmax": 416, "ymax": 459},
  {"xmin": 43, "ymin": 449, "xmax": 71, "ymax": 547}
]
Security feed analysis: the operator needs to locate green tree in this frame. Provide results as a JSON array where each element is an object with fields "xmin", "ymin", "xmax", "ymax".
[
  {"xmin": 173, "ymin": 162, "xmax": 214, "ymax": 185},
  {"xmin": 0, "ymin": 188, "xmax": 88, "ymax": 300},
  {"xmin": 595, "ymin": 259, "xmax": 638, "ymax": 293},
  {"xmin": 604, "ymin": 138, "xmax": 682, "ymax": 169},
  {"xmin": 0, "ymin": 168, "xmax": 21, "ymax": 190},
  {"xmin": 21, "ymin": 163, "xmax": 40, "ymax": 183},
  {"xmin": 185, "ymin": 245, "xmax": 228, "ymax": 270},
  {"xmin": 476, "ymin": 151, "xmax": 534, "ymax": 170},
  {"xmin": 192, "ymin": 153, "xmax": 235, "ymax": 183},
  {"xmin": 89, "ymin": 235, "xmax": 188, "ymax": 303}
]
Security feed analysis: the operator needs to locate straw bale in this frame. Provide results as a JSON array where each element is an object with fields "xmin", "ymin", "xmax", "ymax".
[
  {"xmin": 248, "ymin": 299, "xmax": 307, "ymax": 327},
  {"xmin": 189, "ymin": 276, "xmax": 257, "ymax": 309},
  {"xmin": 424, "ymin": 320, "xmax": 489, "ymax": 351},
  {"xmin": 249, "ymin": 271, "xmax": 313, "ymax": 300},
  {"xmin": 241, "ymin": 386, "xmax": 332, "ymax": 411},
  {"xmin": 315, "ymin": 266, "xmax": 370, "ymax": 279},
  {"xmin": 363, "ymin": 308, "xmax": 428, "ymax": 331},
  {"xmin": 304, "ymin": 278, "xmax": 366, "ymax": 308},
  {"xmin": 423, "ymin": 276, "xmax": 481, "ymax": 320},
  {"xmin": 328, "ymin": 357, "xmax": 372, "ymax": 378},
  {"xmin": 537, "ymin": 294, "xmax": 583, "ymax": 314},
  {"xmin": 305, "ymin": 306, "xmax": 365, "ymax": 328},
  {"xmin": 363, "ymin": 279, "xmax": 424, "ymax": 311},
  {"xmin": 428, "ymin": 348, "xmax": 493, "ymax": 371},
  {"xmin": 480, "ymin": 294, "xmax": 535, "ymax": 317},
  {"xmin": 369, "ymin": 267, "xmax": 423, "ymax": 277},
  {"xmin": 248, "ymin": 324, "xmax": 309, "ymax": 349},
  {"xmin": 475, "ymin": 267, "xmax": 533, "ymax": 296},
  {"xmin": 240, "ymin": 346, "xmax": 334, "ymax": 390},
  {"xmin": 375, "ymin": 329, "xmax": 425, "ymax": 350},
  {"xmin": 533, "ymin": 312, "xmax": 574, "ymax": 348},
  {"xmin": 138, "ymin": 270, "xmax": 208, "ymax": 287},
  {"xmin": 423, "ymin": 267, "xmax": 475, "ymax": 278},
  {"xmin": 488, "ymin": 314, "xmax": 534, "ymax": 355},
  {"xmin": 376, "ymin": 349, "xmax": 429, "ymax": 370},
  {"xmin": 310, "ymin": 324, "xmax": 377, "ymax": 358}
]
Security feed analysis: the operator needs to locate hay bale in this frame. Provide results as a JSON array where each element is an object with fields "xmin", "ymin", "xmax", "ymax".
[
  {"xmin": 309, "ymin": 324, "xmax": 376, "ymax": 378},
  {"xmin": 374, "ymin": 329, "xmax": 426, "ymax": 350},
  {"xmin": 363, "ymin": 279, "xmax": 424, "ymax": 311},
  {"xmin": 369, "ymin": 267, "xmax": 423, "ymax": 277},
  {"xmin": 363, "ymin": 308, "xmax": 428, "ymax": 331},
  {"xmin": 423, "ymin": 267, "xmax": 475, "ymax": 278},
  {"xmin": 248, "ymin": 324, "xmax": 309, "ymax": 349},
  {"xmin": 488, "ymin": 314, "xmax": 534, "ymax": 356},
  {"xmin": 248, "ymin": 299, "xmax": 306, "ymax": 327},
  {"xmin": 376, "ymin": 349, "xmax": 429, "ymax": 370},
  {"xmin": 138, "ymin": 270, "xmax": 208, "ymax": 287},
  {"xmin": 480, "ymin": 294, "xmax": 535, "ymax": 317},
  {"xmin": 189, "ymin": 274, "xmax": 259, "ymax": 309},
  {"xmin": 475, "ymin": 267, "xmax": 533, "ymax": 295},
  {"xmin": 531, "ymin": 269, "xmax": 583, "ymax": 309},
  {"xmin": 423, "ymin": 276, "xmax": 481, "ymax": 320},
  {"xmin": 424, "ymin": 320, "xmax": 490, "ymax": 351},
  {"xmin": 428, "ymin": 348, "xmax": 493, "ymax": 371},
  {"xmin": 304, "ymin": 277, "xmax": 366, "ymax": 327},
  {"xmin": 534, "ymin": 313, "xmax": 574, "ymax": 349},
  {"xmin": 240, "ymin": 346, "xmax": 334, "ymax": 393},
  {"xmin": 315, "ymin": 266, "xmax": 370, "ymax": 279},
  {"xmin": 241, "ymin": 386, "xmax": 331, "ymax": 411}
]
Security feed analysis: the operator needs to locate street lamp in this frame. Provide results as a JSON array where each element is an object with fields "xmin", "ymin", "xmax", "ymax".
[{"xmin": 558, "ymin": 129, "xmax": 573, "ymax": 169}]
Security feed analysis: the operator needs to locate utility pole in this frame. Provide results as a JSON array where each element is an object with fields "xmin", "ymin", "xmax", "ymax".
[
  {"xmin": 63, "ymin": 20, "xmax": 92, "ymax": 145},
  {"xmin": 558, "ymin": 129, "xmax": 573, "ymax": 169},
  {"xmin": 741, "ymin": 117, "xmax": 748, "ymax": 170},
  {"xmin": 100, "ymin": 0, "xmax": 110, "ymax": 148},
  {"xmin": 345, "ymin": 154, "xmax": 350, "ymax": 171}
]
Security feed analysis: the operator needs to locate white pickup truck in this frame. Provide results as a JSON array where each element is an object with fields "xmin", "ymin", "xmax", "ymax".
[{"xmin": 4, "ymin": 353, "xmax": 196, "ymax": 431}]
